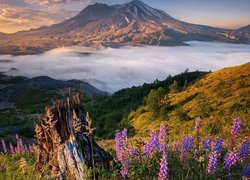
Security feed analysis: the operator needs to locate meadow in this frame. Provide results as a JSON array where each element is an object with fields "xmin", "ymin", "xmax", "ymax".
[{"xmin": 0, "ymin": 117, "xmax": 249, "ymax": 179}]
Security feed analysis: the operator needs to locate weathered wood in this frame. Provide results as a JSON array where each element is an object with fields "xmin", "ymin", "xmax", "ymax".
[{"xmin": 34, "ymin": 93, "xmax": 115, "ymax": 179}]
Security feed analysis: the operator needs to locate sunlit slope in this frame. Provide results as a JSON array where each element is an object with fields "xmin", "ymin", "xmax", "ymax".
[{"xmin": 129, "ymin": 63, "xmax": 250, "ymax": 141}]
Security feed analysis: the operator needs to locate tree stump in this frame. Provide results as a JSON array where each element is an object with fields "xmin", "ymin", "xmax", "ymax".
[{"xmin": 34, "ymin": 93, "xmax": 115, "ymax": 179}]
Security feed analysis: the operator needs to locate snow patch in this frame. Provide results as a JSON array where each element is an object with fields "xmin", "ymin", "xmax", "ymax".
[{"xmin": 122, "ymin": 14, "xmax": 130, "ymax": 23}]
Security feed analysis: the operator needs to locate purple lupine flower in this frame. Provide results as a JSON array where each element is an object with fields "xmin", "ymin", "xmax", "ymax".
[
  {"xmin": 121, "ymin": 157, "xmax": 129, "ymax": 178},
  {"xmin": 207, "ymin": 138, "xmax": 223, "ymax": 174},
  {"xmin": 159, "ymin": 144, "xmax": 167, "ymax": 153},
  {"xmin": 115, "ymin": 129, "xmax": 130, "ymax": 177},
  {"xmin": 203, "ymin": 136, "xmax": 211, "ymax": 151},
  {"xmin": 19, "ymin": 139, "xmax": 25, "ymax": 152},
  {"xmin": 224, "ymin": 151, "xmax": 240, "ymax": 169},
  {"xmin": 239, "ymin": 141, "xmax": 249, "ymax": 160},
  {"xmin": 115, "ymin": 131, "xmax": 123, "ymax": 162},
  {"xmin": 1, "ymin": 139, "xmax": 7, "ymax": 154},
  {"xmin": 159, "ymin": 126, "xmax": 167, "ymax": 144},
  {"xmin": 129, "ymin": 147, "xmax": 136, "ymax": 156},
  {"xmin": 9, "ymin": 143, "xmax": 14, "ymax": 154},
  {"xmin": 149, "ymin": 132, "xmax": 159, "ymax": 150},
  {"xmin": 159, "ymin": 126, "xmax": 167, "ymax": 153},
  {"xmin": 129, "ymin": 147, "xmax": 140, "ymax": 161},
  {"xmin": 208, "ymin": 151, "xmax": 220, "ymax": 174},
  {"xmin": 231, "ymin": 118, "xmax": 242, "ymax": 136},
  {"xmin": 213, "ymin": 138, "xmax": 223, "ymax": 153},
  {"xmin": 243, "ymin": 164, "xmax": 250, "ymax": 177},
  {"xmin": 181, "ymin": 136, "xmax": 194, "ymax": 153},
  {"xmin": 158, "ymin": 153, "xmax": 168, "ymax": 180},
  {"xmin": 195, "ymin": 117, "xmax": 202, "ymax": 132},
  {"xmin": 121, "ymin": 129, "xmax": 128, "ymax": 144}
]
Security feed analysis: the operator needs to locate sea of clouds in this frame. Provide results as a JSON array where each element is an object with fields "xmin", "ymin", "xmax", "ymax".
[{"xmin": 0, "ymin": 41, "xmax": 249, "ymax": 92}]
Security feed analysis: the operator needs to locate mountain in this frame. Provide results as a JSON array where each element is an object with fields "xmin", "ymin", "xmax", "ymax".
[
  {"xmin": 0, "ymin": 0, "xmax": 249, "ymax": 55},
  {"xmin": 235, "ymin": 25, "xmax": 250, "ymax": 41},
  {"xmin": 237, "ymin": 25, "xmax": 250, "ymax": 32}
]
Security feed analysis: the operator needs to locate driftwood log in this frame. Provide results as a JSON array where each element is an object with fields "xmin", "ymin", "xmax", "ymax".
[{"xmin": 34, "ymin": 93, "xmax": 115, "ymax": 179}]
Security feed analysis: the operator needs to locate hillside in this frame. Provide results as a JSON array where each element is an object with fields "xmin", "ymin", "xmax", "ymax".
[
  {"xmin": 0, "ymin": 0, "xmax": 249, "ymax": 55},
  {"xmin": 84, "ymin": 71, "xmax": 208, "ymax": 138},
  {"xmin": 128, "ymin": 63, "xmax": 250, "ymax": 141},
  {"xmin": 1, "ymin": 63, "xmax": 249, "ymax": 143}
]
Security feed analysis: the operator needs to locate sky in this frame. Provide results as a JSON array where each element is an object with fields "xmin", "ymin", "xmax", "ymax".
[{"xmin": 0, "ymin": 0, "xmax": 250, "ymax": 33}]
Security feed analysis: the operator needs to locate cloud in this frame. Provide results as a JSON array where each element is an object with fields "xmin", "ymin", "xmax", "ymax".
[
  {"xmin": 26, "ymin": 0, "xmax": 88, "ymax": 5},
  {"xmin": 0, "ymin": 3, "xmax": 78, "ymax": 33},
  {"xmin": 0, "ymin": 41, "xmax": 249, "ymax": 92},
  {"xmin": 25, "ymin": 0, "xmax": 92, "ymax": 7}
]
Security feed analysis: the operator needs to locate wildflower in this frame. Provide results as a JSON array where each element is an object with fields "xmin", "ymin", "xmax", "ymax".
[
  {"xmin": 195, "ymin": 117, "xmax": 202, "ymax": 132},
  {"xmin": 9, "ymin": 143, "xmax": 14, "ymax": 154},
  {"xmin": 159, "ymin": 126, "xmax": 167, "ymax": 144},
  {"xmin": 243, "ymin": 164, "xmax": 250, "ymax": 177},
  {"xmin": 121, "ymin": 129, "xmax": 128, "ymax": 144},
  {"xmin": 129, "ymin": 147, "xmax": 136, "ymax": 156},
  {"xmin": 197, "ymin": 156, "xmax": 205, "ymax": 163},
  {"xmin": 203, "ymin": 136, "xmax": 211, "ymax": 151},
  {"xmin": 1, "ymin": 139, "xmax": 7, "ymax": 154},
  {"xmin": 149, "ymin": 132, "xmax": 159, "ymax": 151},
  {"xmin": 224, "ymin": 151, "xmax": 239, "ymax": 169},
  {"xmin": 208, "ymin": 138, "xmax": 223, "ymax": 174},
  {"xmin": 208, "ymin": 151, "xmax": 220, "ymax": 174},
  {"xmin": 115, "ymin": 131, "xmax": 124, "ymax": 162},
  {"xmin": 181, "ymin": 136, "xmax": 194, "ymax": 153},
  {"xmin": 159, "ymin": 144, "xmax": 167, "ymax": 153},
  {"xmin": 213, "ymin": 138, "xmax": 223, "ymax": 153},
  {"xmin": 121, "ymin": 157, "xmax": 129, "ymax": 178},
  {"xmin": 239, "ymin": 141, "xmax": 249, "ymax": 160},
  {"xmin": 231, "ymin": 118, "xmax": 242, "ymax": 136},
  {"xmin": 115, "ymin": 129, "xmax": 130, "ymax": 177},
  {"xmin": 158, "ymin": 153, "xmax": 168, "ymax": 180}
]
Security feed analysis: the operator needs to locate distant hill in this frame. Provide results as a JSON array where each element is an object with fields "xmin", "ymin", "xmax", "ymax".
[
  {"xmin": 0, "ymin": 74, "xmax": 108, "ymax": 140},
  {"xmin": 0, "ymin": 0, "xmax": 249, "ymax": 55},
  {"xmin": 128, "ymin": 63, "xmax": 250, "ymax": 141},
  {"xmin": 0, "ymin": 74, "xmax": 107, "ymax": 107}
]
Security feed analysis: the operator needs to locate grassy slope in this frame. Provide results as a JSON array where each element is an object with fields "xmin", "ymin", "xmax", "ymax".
[
  {"xmin": 129, "ymin": 63, "xmax": 250, "ymax": 141},
  {"xmin": 85, "ymin": 71, "xmax": 207, "ymax": 139}
]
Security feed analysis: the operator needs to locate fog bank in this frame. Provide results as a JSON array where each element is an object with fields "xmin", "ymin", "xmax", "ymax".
[{"xmin": 0, "ymin": 41, "xmax": 249, "ymax": 92}]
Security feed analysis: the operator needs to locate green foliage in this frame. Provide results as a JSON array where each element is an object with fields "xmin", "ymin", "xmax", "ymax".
[
  {"xmin": 175, "ymin": 106, "xmax": 190, "ymax": 122},
  {"xmin": 169, "ymin": 80, "xmax": 179, "ymax": 93},
  {"xmin": 0, "ymin": 153, "xmax": 39, "ymax": 180},
  {"xmin": 144, "ymin": 87, "xmax": 166, "ymax": 112}
]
